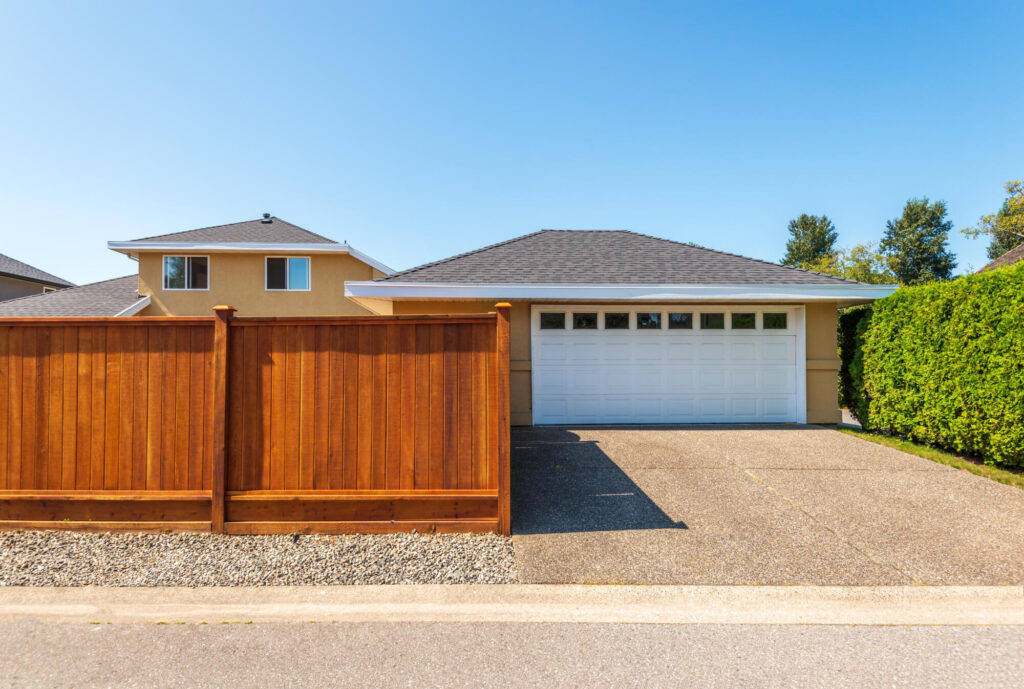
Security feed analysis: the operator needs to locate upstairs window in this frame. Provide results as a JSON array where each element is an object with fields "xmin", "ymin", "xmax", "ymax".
[
  {"xmin": 266, "ymin": 257, "xmax": 310, "ymax": 291},
  {"xmin": 163, "ymin": 256, "xmax": 209, "ymax": 290}
]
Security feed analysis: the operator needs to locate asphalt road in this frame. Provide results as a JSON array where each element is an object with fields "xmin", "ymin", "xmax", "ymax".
[{"xmin": 2, "ymin": 620, "xmax": 1022, "ymax": 688}]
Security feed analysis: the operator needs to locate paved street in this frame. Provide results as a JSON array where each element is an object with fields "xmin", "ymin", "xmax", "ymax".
[
  {"xmin": 512, "ymin": 426, "xmax": 1024, "ymax": 584},
  {"xmin": 3, "ymin": 619, "xmax": 1022, "ymax": 688}
]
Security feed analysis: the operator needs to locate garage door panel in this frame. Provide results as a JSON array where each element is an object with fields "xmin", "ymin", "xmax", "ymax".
[{"xmin": 532, "ymin": 308, "xmax": 800, "ymax": 424}]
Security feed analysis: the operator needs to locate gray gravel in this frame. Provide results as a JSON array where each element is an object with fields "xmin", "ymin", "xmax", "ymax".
[{"xmin": 0, "ymin": 531, "xmax": 516, "ymax": 586}]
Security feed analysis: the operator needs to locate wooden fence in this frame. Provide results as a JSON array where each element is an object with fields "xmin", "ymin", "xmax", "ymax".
[{"xmin": 0, "ymin": 305, "xmax": 511, "ymax": 535}]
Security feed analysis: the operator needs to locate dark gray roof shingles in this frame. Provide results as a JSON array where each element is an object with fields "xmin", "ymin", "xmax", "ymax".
[
  {"xmin": 0, "ymin": 275, "xmax": 141, "ymax": 317},
  {"xmin": 129, "ymin": 217, "xmax": 336, "ymax": 244},
  {"xmin": 979, "ymin": 242, "xmax": 1024, "ymax": 273},
  {"xmin": 377, "ymin": 230, "xmax": 864, "ymax": 285},
  {"xmin": 0, "ymin": 253, "xmax": 74, "ymax": 287}
]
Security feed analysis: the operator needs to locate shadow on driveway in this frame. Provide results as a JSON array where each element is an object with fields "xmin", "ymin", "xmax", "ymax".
[{"xmin": 511, "ymin": 428, "xmax": 687, "ymax": 534}]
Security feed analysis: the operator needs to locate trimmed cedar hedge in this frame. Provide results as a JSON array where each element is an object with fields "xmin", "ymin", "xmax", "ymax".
[{"xmin": 839, "ymin": 262, "xmax": 1024, "ymax": 466}]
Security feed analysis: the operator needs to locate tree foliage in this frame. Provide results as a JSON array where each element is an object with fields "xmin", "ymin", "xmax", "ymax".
[
  {"xmin": 961, "ymin": 180, "xmax": 1024, "ymax": 260},
  {"xmin": 880, "ymin": 198, "xmax": 957, "ymax": 285},
  {"xmin": 838, "ymin": 263, "xmax": 1024, "ymax": 466},
  {"xmin": 781, "ymin": 214, "xmax": 838, "ymax": 266},
  {"xmin": 801, "ymin": 242, "xmax": 896, "ymax": 284}
]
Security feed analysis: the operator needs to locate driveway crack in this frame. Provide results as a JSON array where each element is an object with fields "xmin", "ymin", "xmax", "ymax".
[{"xmin": 740, "ymin": 468, "xmax": 924, "ymax": 585}]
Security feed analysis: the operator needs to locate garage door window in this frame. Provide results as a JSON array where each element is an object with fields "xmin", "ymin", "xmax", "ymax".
[
  {"xmin": 637, "ymin": 312, "xmax": 662, "ymax": 329},
  {"xmin": 700, "ymin": 313, "xmax": 725, "ymax": 330},
  {"xmin": 763, "ymin": 313, "xmax": 788, "ymax": 329},
  {"xmin": 668, "ymin": 312, "xmax": 693, "ymax": 329},
  {"xmin": 605, "ymin": 313, "xmax": 630, "ymax": 329},
  {"xmin": 731, "ymin": 313, "xmax": 756, "ymax": 329},
  {"xmin": 572, "ymin": 313, "xmax": 598, "ymax": 330},
  {"xmin": 540, "ymin": 313, "xmax": 565, "ymax": 329}
]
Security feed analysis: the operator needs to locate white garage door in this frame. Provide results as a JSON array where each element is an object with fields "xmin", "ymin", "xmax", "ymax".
[{"xmin": 531, "ymin": 306, "xmax": 805, "ymax": 425}]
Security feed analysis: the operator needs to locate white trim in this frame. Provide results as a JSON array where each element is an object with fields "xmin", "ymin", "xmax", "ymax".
[
  {"xmin": 529, "ymin": 304, "xmax": 807, "ymax": 425},
  {"xmin": 345, "ymin": 281, "xmax": 897, "ymax": 303},
  {"xmin": 264, "ymin": 256, "xmax": 312, "ymax": 292},
  {"xmin": 162, "ymin": 255, "xmax": 210, "ymax": 291},
  {"xmin": 795, "ymin": 305, "xmax": 807, "ymax": 424},
  {"xmin": 113, "ymin": 295, "xmax": 151, "ymax": 318},
  {"xmin": 108, "ymin": 241, "xmax": 395, "ymax": 275}
]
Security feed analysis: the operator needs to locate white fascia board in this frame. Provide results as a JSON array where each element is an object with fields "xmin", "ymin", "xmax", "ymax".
[
  {"xmin": 344, "ymin": 282, "xmax": 899, "ymax": 302},
  {"xmin": 107, "ymin": 241, "xmax": 394, "ymax": 275},
  {"xmin": 113, "ymin": 295, "xmax": 151, "ymax": 317}
]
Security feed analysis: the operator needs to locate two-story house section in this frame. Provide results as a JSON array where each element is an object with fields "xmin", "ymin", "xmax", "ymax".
[{"xmin": 107, "ymin": 214, "xmax": 393, "ymax": 317}]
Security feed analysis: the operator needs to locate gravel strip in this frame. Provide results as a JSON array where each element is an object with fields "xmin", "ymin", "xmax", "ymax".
[{"xmin": 0, "ymin": 531, "xmax": 516, "ymax": 586}]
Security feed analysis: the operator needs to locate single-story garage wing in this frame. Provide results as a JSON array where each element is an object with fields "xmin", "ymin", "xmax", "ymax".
[{"xmin": 346, "ymin": 230, "xmax": 896, "ymax": 426}]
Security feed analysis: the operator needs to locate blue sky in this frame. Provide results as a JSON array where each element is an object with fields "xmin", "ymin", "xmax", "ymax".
[{"xmin": 1, "ymin": 1, "xmax": 1021, "ymax": 285}]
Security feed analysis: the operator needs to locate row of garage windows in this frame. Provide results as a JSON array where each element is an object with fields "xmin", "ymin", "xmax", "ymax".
[{"xmin": 539, "ymin": 311, "xmax": 789, "ymax": 331}]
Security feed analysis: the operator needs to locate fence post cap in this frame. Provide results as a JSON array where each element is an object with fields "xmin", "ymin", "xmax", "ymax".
[
  {"xmin": 212, "ymin": 305, "xmax": 236, "ymax": 313},
  {"xmin": 495, "ymin": 302, "xmax": 511, "ymax": 309}
]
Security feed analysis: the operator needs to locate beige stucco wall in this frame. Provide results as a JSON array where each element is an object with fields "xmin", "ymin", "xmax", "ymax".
[
  {"xmin": 393, "ymin": 300, "xmax": 842, "ymax": 426},
  {"xmin": 0, "ymin": 275, "xmax": 51, "ymax": 302},
  {"xmin": 804, "ymin": 301, "xmax": 841, "ymax": 424},
  {"xmin": 137, "ymin": 252, "xmax": 385, "ymax": 317}
]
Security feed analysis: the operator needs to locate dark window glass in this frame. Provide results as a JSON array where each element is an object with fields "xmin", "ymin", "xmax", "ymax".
[
  {"xmin": 700, "ymin": 313, "xmax": 725, "ymax": 330},
  {"xmin": 668, "ymin": 312, "xmax": 693, "ymax": 329},
  {"xmin": 731, "ymin": 313, "xmax": 756, "ymax": 329},
  {"xmin": 604, "ymin": 312, "xmax": 629, "ymax": 329},
  {"xmin": 763, "ymin": 312, "xmax": 788, "ymax": 329},
  {"xmin": 539, "ymin": 313, "xmax": 566, "ymax": 330},
  {"xmin": 637, "ymin": 312, "xmax": 661, "ymax": 329},
  {"xmin": 187, "ymin": 257, "xmax": 208, "ymax": 290},
  {"xmin": 572, "ymin": 312, "xmax": 597, "ymax": 329},
  {"xmin": 163, "ymin": 256, "xmax": 185, "ymax": 289},
  {"xmin": 266, "ymin": 257, "xmax": 287, "ymax": 290}
]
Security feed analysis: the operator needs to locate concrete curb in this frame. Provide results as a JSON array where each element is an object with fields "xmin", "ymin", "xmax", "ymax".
[{"xmin": 1, "ymin": 585, "xmax": 1022, "ymax": 625}]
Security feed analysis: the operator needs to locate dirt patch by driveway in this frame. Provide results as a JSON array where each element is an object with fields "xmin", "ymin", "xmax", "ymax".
[{"xmin": 511, "ymin": 426, "xmax": 1024, "ymax": 585}]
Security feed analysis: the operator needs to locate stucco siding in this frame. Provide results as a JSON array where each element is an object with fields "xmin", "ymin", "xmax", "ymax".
[
  {"xmin": 137, "ymin": 253, "xmax": 381, "ymax": 317},
  {"xmin": 393, "ymin": 300, "xmax": 841, "ymax": 426},
  {"xmin": 0, "ymin": 275, "xmax": 50, "ymax": 302}
]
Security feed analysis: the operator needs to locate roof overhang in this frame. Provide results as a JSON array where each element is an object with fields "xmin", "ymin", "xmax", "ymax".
[
  {"xmin": 345, "ymin": 281, "xmax": 898, "ymax": 307},
  {"xmin": 107, "ymin": 241, "xmax": 394, "ymax": 275}
]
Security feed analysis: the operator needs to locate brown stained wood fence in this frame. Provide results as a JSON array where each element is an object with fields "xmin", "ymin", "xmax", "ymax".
[{"xmin": 0, "ymin": 306, "xmax": 511, "ymax": 535}]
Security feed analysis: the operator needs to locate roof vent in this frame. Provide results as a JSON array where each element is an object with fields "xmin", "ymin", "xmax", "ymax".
[{"xmin": 261, "ymin": 213, "xmax": 272, "ymax": 223}]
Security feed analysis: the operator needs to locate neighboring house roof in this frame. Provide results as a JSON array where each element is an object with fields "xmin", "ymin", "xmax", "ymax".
[
  {"xmin": 0, "ymin": 275, "xmax": 147, "ymax": 317},
  {"xmin": 108, "ymin": 215, "xmax": 394, "ymax": 274},
  {"xmin": 978, "ymin": 242, "xmax": 1024, "ymax": 273},
  {"xmin": 129, "ymin": 215, "xmax": 335, "ymax": 244},
  {"xmin": 0, "ymin": 253, "xmax": 74, "ymax": 288},
  {"xmin": 376, "ymin": 230, "xmax": 864, "ymax": 285}
]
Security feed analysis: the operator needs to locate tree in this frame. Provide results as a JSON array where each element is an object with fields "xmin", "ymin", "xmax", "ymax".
[
  {"xmin": 880, "ymin": 198, "xmax": 957, "ymax": 285},
  {"xmin": 961, "ymin": 180, "xmax": 1024, "ymax": 260},
  {"xmin": 801, "ymin": 243, "xmax": 897, "ymax": 284},
  {"xmin": 781, "ymin": 214, "xmax": 838, "ymax": 266}
]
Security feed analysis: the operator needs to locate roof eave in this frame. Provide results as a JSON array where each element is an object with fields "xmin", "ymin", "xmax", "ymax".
[
  {"xmin": 107, "ymin": 241, "xmax": 394, "ymax": 275},
  {"xmin": 345, "ymin": 281, "xmax": 899, "ymax": 305},
  {"xmin": 0, "ymin": 270, "xmax": 74, "ymax": 289}
]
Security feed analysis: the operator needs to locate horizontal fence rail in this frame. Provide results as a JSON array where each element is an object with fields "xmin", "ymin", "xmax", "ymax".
[{"xmin": 0, "ymin": 307, "xmax": 511, "ymax": 535}]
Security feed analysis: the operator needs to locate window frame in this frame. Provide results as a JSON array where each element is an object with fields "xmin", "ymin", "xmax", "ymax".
[
  {"xmin": 264, "ymin": 256, "xmax": 312, "ymax": 292},
  {"xmin": 162, "ymin": 255, "xmax": 210, "ymax": 291}
]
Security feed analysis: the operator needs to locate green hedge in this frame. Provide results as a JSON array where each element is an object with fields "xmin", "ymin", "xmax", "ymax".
[{"xmin": 838, "ymin": 262, "xmax": 1024, "ymax": 466}]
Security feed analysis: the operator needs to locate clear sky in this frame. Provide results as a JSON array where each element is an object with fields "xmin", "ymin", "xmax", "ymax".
[{"xmin": 1, "ymin": 1, "xmax": 1021, "ymax": 285}]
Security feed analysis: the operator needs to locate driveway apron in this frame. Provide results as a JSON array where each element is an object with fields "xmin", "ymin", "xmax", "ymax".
[{"xmin": 510, "ymin": 426, "xmax": 1024, "ymax": 585}]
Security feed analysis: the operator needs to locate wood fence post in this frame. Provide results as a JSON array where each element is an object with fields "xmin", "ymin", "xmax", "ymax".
[
  {"xmin": 210, "ymin": 305, "xmax": 235, "ymax": 533},
  {"xmin": 494, "ymin": 303, "xmax": 511, "ymax": 536}
]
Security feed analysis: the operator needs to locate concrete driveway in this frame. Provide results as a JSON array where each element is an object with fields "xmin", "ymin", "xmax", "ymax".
[{"xmin": 511, "ymin": 426, "xmax": 1024, "ymax": 584}]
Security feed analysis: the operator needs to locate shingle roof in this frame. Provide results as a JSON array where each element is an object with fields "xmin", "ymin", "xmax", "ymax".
[
  {"xmin": 0, "ymin": 275, "xmax": 141, "ymax": 317},
  {"xmin": 377, "ymin": 230, "xmax": 864, "ymax": 285},
  {"xmin": 978, "ymin": 242, "xmax": 1024, "ymax": 273},
  {"xmin": 0, "ymin": 253, "xmax": 74, "ymax": 288},
  {"xmin": 130, "ymin": 216, "xmax": 336, "ymax": 244}
]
